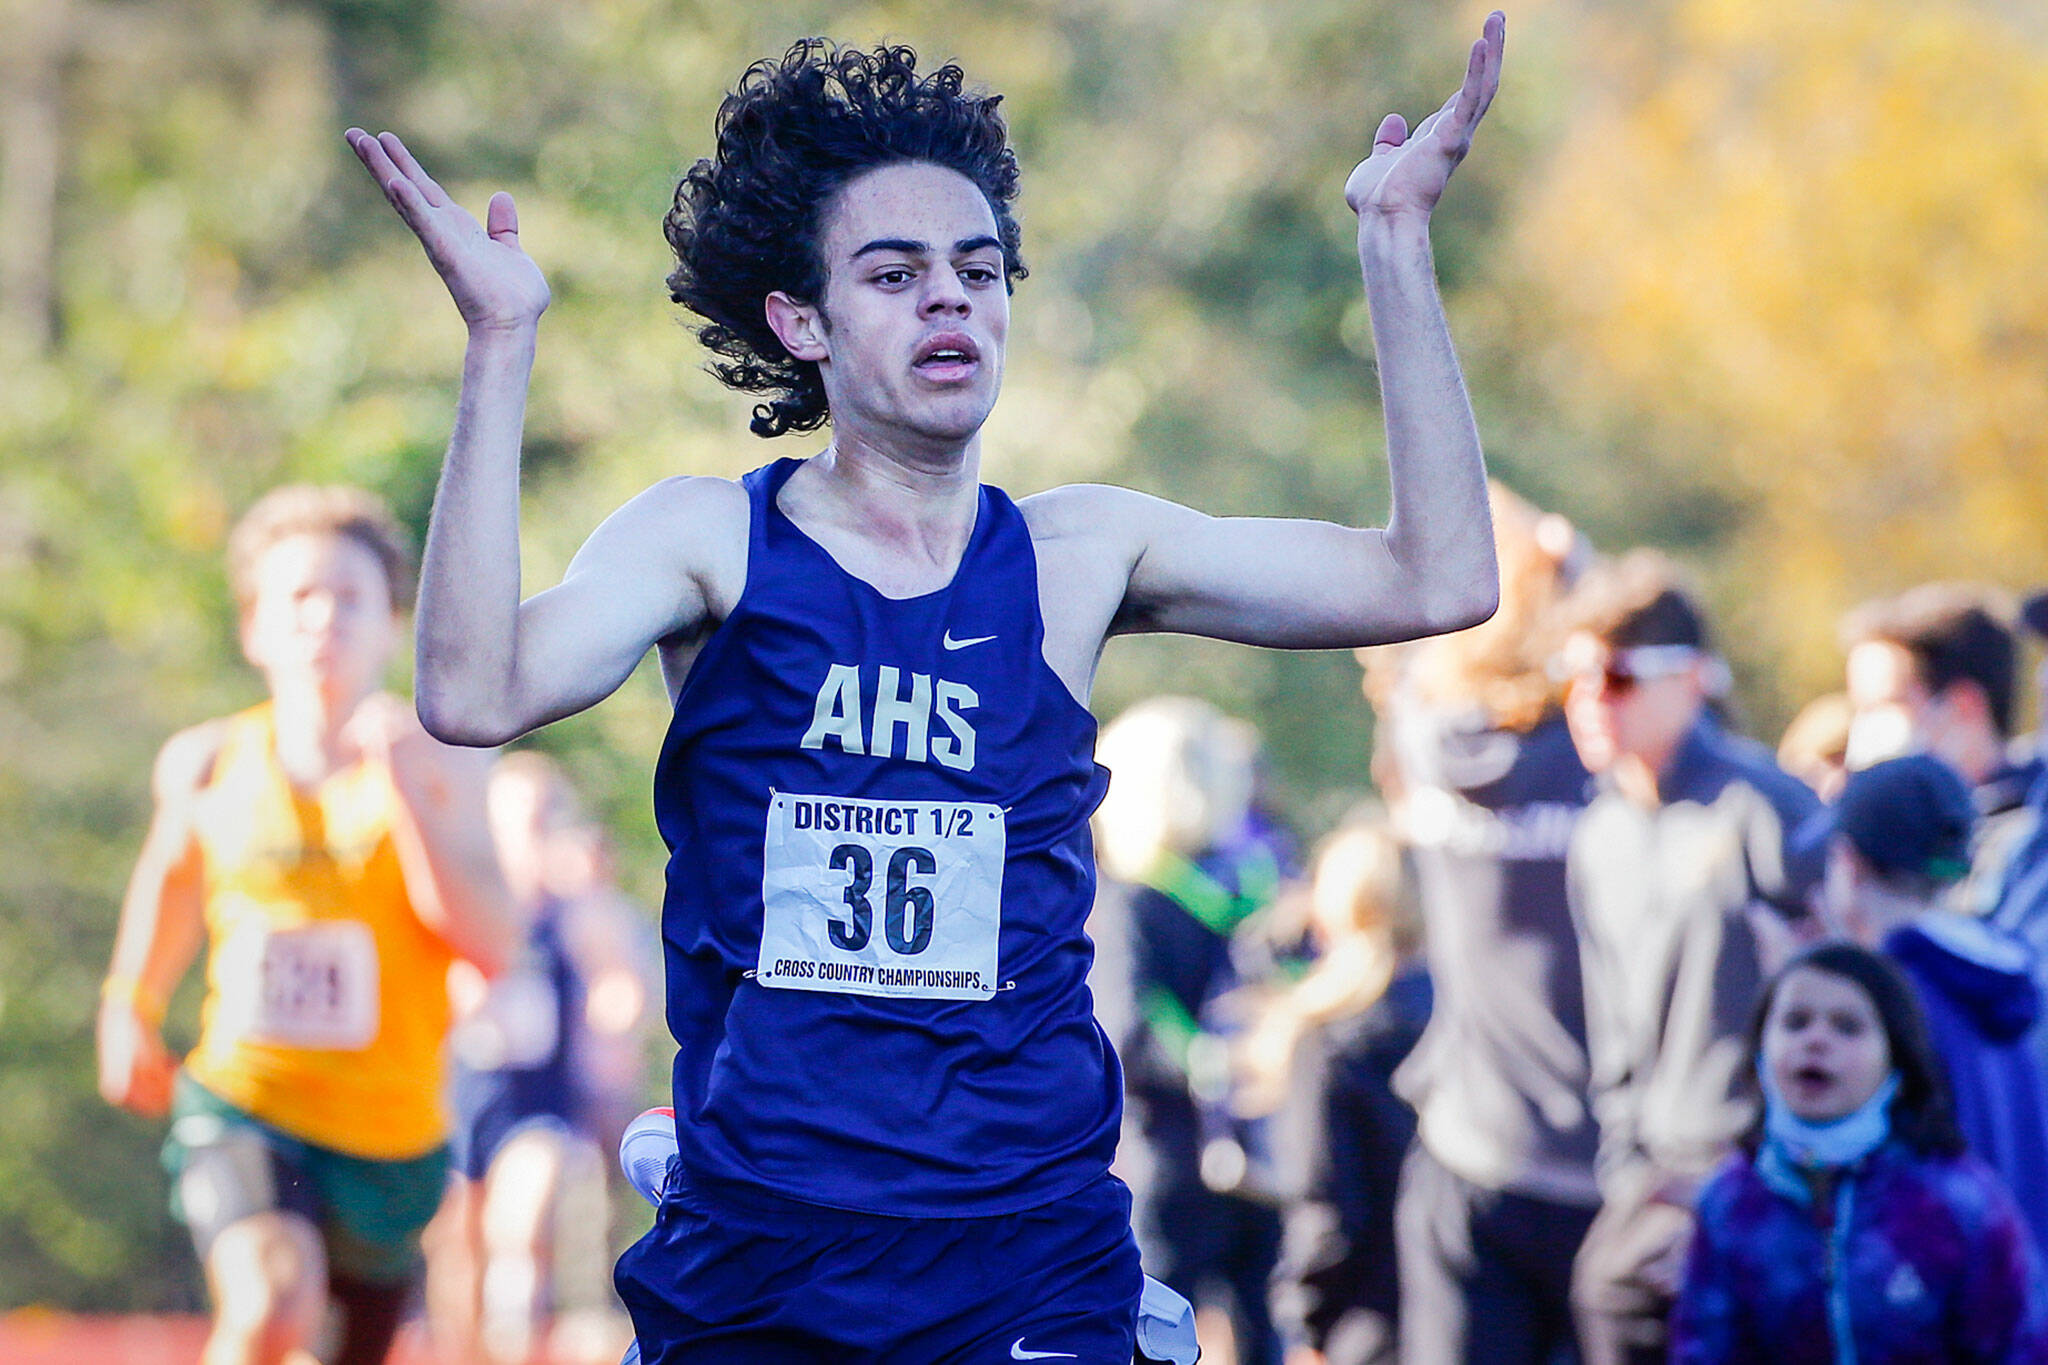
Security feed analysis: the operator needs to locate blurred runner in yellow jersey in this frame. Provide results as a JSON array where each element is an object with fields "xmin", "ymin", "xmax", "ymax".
[{"xmin": 95, "ymin": 484, "xmax": 517, "ymax": 1365}]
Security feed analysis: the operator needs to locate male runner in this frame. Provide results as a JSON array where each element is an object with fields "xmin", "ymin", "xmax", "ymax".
[
  {"xmin": 347, "ymin": 16, "xmax": 1504, "ymax": 1361},
  {"xmin": 96, "ymin": 484, "xmax": 514, "ymax": 1365},
  {"xmin": 427, "ymin": 752, "xmax": 618, "ymax": 1365}
]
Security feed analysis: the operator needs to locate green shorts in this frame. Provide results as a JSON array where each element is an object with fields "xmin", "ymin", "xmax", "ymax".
[{"xmin": 162, "ymin": 1073, "xmax": 449, "ymax": 1285}]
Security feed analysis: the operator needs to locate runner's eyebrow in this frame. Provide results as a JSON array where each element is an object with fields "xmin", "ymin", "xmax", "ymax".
[
  {"xmin": 852, "ymin": 237, "xmax": 927, "ymax": 260},
  {"xmin": 851, "ymin": 235, "xmax": 1005, "ymax": 261}
]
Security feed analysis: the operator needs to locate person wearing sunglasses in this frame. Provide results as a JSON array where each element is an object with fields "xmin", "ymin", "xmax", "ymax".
[{"xmin": 1553, "ymin": 549, "xmax": 1823, "ymax": 1365}]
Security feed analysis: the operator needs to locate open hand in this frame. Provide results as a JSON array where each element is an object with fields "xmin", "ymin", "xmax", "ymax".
[
  {"xmin": 1345, "ymin": 11, "xmax": 1504, "ymax": 222},
  {"xmin": 345, "ymin": 128, "xmax": 551, "ymax": 333}
]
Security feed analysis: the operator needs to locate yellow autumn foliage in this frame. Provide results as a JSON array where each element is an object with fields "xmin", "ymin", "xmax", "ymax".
[{"xmin": 1509, "ymin": 0, "xmax": 2048, "ymax": 704}]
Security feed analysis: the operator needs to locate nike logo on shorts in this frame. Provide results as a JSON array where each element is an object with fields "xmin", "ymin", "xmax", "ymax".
[
  {"xmin": 1010, "ymin": 1340, "xmax": 1077, "ymax": 1361},
  {"xmin": 943, "ymin": 630, "xmax": 997, "ymax": 650}
]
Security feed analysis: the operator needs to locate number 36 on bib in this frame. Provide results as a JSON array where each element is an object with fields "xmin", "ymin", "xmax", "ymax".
[{"xmin": 758, "ymin": 791, "xmax": 1005, "ymax": 1002}]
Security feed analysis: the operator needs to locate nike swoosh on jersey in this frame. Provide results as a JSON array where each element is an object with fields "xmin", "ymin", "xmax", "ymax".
[
  {"xmin": 942, "ymin": 630, "xmax": 998, "ymax": 650},
  {"xmin": 1010, "ymin": 1341, "xmax": 1077, "ymax": 1361}
]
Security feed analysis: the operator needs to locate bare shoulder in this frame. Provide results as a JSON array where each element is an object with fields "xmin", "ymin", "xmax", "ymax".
[
  {"xmin": 637, "ymin": 472, "xmax": 749, "ymax": 514},
  {"xmin": 1019, "ymin": 481, "xmax": 1213, "ymax": 555},
  {"xmin": 600, "ymin": 474, "xmax": 748, "ymax": 544},
  {"xmin": 579, "ymin": 475, "xmax": 748, "ymax": 590},
  {"xmin": 1017, "ymin": 481, "xmax": 1170, "ymax": 545},
  {"xmin": 152, "ymin": 718, "xmax": 231, "ymax": 803},
  {"xmin": 1018, "ymin": 481, "xmax": 1209, "ymax": 591},
  {"xmin": 548, "ymin": 473, "xmax": 752, "ymax": 637},
  {"xmin": 1015, "ymin": 484, "xmax": 1179, "ymax": 699}
]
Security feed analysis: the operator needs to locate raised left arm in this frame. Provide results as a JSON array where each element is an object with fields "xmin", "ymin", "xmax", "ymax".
[{"xmin": 1112, "ymin": 14, "xmax": 1505, "ymax": 649}]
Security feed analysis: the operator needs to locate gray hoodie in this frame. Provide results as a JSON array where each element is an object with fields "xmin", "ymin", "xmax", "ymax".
[{"xmin": 1569, "ymin": 714, "xmax": 1821, "ymax": 1202}]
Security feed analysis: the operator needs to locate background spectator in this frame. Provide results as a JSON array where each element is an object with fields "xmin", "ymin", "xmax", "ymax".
[
  {"xmin": 1990, "ymin": 588, "xmax": 2048, "ymax": 951},
  {"xmin": 1097, "ymin": 697, "xmax": 1289, "ymax": 1365},
  {"xmin": 1670, "ymin": 943, "xmax": 2048, "ymax": 1363},
  {"xmin": 1363, "ymin": 482, "xmax": 1599, "ymax": 1365},
  {"xmin": 1557, "ymin": 550, "xmax": 1822, "ymax": 1365},
  {"xmin": 1817, "ymin": 754, "xmax": 2048, "ymax": 1255},
  {"xmin": 1776, "ymin": 692, "xmax": 1853, "ymax": 803},
  {"xmin": 1242, "ymin": 813, "xmax": 1429, "ymax": 1365},
  {"xmin": 1840, "ymin": 583, "xmax": 2040, "ymax": 914}
]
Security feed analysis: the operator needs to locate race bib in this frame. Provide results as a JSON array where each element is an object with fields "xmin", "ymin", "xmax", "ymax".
[
  {"xmin": 216, "ymin": 919, "xmax": 380, "ymax": 1050},
  {"xmin": 758, "ymin": 791, "xmax": 1004, "ymax": 1001}
]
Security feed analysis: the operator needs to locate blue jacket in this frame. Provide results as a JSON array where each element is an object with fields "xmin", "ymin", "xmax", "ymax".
[
  {"xmin": 1992, "ymin": 765, "xmax": 2048, "ymax": 949},
  {"xmin": 1885, "ymin": 912, "xmax": 2048, "ymax": 1255},
  {"xmin": 1672, "ymin": 1141, "xmax": 2048, "ymax": 1364}
]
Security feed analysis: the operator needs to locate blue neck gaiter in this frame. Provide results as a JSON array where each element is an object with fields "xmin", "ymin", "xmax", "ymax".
[{"xmin": 1759, "ymin": 1062, "xmax": 1900, "ymax": 1170}]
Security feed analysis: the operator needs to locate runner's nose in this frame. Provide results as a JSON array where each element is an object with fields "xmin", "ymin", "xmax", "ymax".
[
  {"xmin": 300, "ymin": 591, "xmax": 340, "ymax": 632},
  {"xmin": 921, "ymin": 266, "xmax": 971, "ymax": 317}
]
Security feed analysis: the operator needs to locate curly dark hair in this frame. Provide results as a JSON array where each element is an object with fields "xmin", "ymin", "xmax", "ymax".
[{"xmin": 665, "ymin": 40, "xmax": 1027, "ymax": 438}]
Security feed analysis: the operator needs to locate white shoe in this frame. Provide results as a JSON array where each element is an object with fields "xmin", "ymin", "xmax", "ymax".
[
  {"xmin": 1135, "ymin": 1275, "xmax": 1199, "ymax": 1364},
  {"xmin": 617, "ymin": 1109, "xmax": 676, "ymax": 1365},
  {"xmin": 619, "ymin": 1106, "xmax": 677, "ymax": 1209}
]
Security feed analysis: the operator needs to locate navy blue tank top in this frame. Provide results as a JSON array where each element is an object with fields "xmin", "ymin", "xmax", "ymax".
[
  {"xmin": 651, "ymin": 458, "xmax": 1122, "ymax": 1217},
  {"xmin": 448, "ymin": 898, "xmax": 586, "ymax": 1172}
]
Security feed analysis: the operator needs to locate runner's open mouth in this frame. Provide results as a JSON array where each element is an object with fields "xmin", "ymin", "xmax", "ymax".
[{"xmin": 914, "ymin": 333, "xmax": 981, "ymax": 372}]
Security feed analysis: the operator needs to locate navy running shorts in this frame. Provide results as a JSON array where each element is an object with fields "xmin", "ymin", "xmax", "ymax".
[{"xmin": 614, "ymin": 1165, "xmax": 1143, "ymax": 1364}]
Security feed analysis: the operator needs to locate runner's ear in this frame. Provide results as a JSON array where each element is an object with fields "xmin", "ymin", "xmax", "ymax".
[{"xmin": 765, "ymin": 291, "xmax": 828, "ymax": 363}]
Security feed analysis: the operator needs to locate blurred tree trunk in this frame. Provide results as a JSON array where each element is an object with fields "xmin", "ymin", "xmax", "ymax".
[{"xmin": 0, "ymin": 0, "xmax": 68, "ymax": 353}]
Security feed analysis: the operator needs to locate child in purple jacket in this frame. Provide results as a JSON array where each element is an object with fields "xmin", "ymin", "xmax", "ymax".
[{"xmin": 1671, "ymin": 942, "xmax": 2048, "ymax": 1364}]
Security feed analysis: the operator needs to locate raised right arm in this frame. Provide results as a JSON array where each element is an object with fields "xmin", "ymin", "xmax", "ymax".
[{"xmin": 346, "ymin": 130, "xmax": 731, "ymax": 744}]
